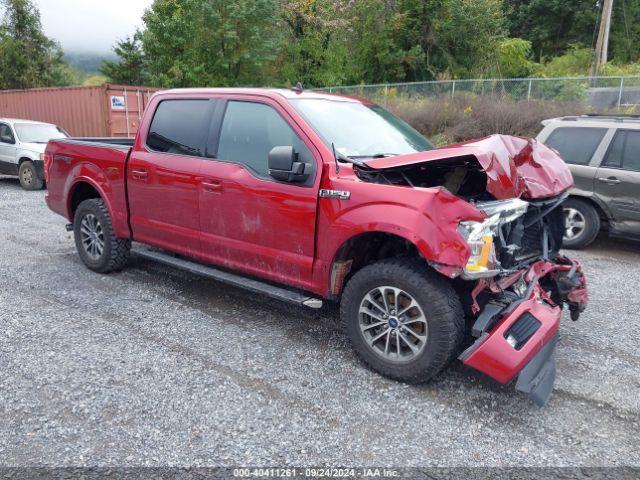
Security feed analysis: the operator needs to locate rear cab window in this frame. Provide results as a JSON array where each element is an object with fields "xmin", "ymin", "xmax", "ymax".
[
  {"xmin": 146, "ymin": 99, "xmax": 212, "ymax": 157},
  {"xmin": 544, "ymin": 127, "xmax": 608, "ymax": 166}
]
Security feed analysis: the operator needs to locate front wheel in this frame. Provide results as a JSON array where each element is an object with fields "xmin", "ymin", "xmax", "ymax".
[
  {"xmin": 18, "ymin": 161, "xmax": 43, "ymax": 190},
  {"xmin": 73, "ymin": 198, "xmax": 131, "ymax": 273},
  {"xmin": 340, "ymin": 258, "xmax": 465, "ymax": 383}
]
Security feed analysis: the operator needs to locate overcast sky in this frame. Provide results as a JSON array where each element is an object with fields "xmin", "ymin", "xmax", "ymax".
[{"xmin": 34, "ymin": 0, "xmax": 153, "ymax": 53}]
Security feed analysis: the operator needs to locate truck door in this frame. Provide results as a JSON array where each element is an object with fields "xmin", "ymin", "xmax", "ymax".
[
  {"xmin": 595, "ymin": 129, "xmax": 640, "ymax": 235},
  {"xmin": 127, "ymin": 98, "xmax": 214, "ymax": 256},
  {"xmin": 0, "ymin": 123, "xmax": 17, "ymax": 174},
  {"xmin": 198, "ymin": 98, "xmax": 320, "ymax": 291}
]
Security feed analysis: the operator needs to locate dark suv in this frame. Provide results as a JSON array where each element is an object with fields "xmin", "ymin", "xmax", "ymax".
[{"xmin": 538, "ymin": 115, "xmax": 640, "ymax": 248}]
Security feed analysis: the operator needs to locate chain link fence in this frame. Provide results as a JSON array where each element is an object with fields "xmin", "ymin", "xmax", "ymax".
[{"xmin": 319, "ymin": 76, "xmax": 640, "ymax": 110}]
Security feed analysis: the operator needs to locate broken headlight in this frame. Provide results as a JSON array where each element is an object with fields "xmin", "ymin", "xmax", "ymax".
[{"xmin": 458, "ymin": 199, "xmax": 529, "ymax": 279}]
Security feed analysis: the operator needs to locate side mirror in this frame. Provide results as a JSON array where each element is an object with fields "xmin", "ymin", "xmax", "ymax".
[
  {"xmin": 268, "ymin": 146, "xmax": 309, "ymax": 183},
  {"xmin": 0, "ymin": 134, "xmax": 14, "ymax": 144}
]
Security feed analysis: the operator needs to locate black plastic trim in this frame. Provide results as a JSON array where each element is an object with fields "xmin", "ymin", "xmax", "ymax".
[{"xmin": 515, "ymin": 334, "xmax": 558, "ymax": 407}]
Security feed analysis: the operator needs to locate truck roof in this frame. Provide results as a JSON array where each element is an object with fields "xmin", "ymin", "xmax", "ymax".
[{"xmin": 156, "ymin": 87, "xmax": 362, "ymax": 103}]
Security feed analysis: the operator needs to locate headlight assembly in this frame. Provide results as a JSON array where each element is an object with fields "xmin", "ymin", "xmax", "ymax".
[{"xmin": 458, "ymin": 199, "xmax": 529, "ymax": 279}]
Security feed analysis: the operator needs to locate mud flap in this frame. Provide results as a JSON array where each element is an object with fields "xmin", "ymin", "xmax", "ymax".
[{"xmin": 515, "ymin": 334, "xmax": 558, "ymax": 407}]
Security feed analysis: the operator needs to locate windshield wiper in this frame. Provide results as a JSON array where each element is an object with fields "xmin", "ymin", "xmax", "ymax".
[{"xmin": 348, "ymin": 153, "xmax": 400, "ymax": 159}]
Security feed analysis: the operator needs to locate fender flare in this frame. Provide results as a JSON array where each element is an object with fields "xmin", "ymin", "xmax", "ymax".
[{"xmin": 64, "ymin": 170, "xmax": 115, "ymax": 223}]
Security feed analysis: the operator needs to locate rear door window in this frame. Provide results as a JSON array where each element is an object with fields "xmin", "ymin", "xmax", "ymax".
[
  {"xmin": 215, "ymin": 100, "xmax": 315, "ymax": 182},
  {"xmin": 603, "ymin": 130, "xmax": 640, "ymax": 172},
  {"xmin": 146, "ymin": 100, "xmax": 211, "ymax": 157},
  {"xmin": 545, "ymin": 127, "xmax": 607, "ymax": 165}
]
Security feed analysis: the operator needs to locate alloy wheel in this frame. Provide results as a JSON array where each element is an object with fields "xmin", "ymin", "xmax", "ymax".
[
  {"xmin": 564, "ymin": 207, "xmax": 586, "ymax": 241},
  {"xmin": 358, "ymin": 286, "xmax": 428, "ymax": 363},
  {"xmin": 80, "ymin": 213, "xmax": 105, "ymax": 260}
]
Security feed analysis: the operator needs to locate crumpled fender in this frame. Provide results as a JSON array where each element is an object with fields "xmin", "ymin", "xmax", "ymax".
[{"xmin": 316, "ymin": 181, "xmax": 485, "ymax": 293}]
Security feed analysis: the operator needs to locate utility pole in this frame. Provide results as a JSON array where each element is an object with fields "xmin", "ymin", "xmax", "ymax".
[{"xmin": 592, "ymin": 0, "xmax": 614, "ymax": 77}]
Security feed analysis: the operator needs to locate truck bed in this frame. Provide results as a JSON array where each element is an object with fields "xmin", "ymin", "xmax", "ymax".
[
  {"xmin": 59, "ymin": 137, "xmax": 135, "ymax": 148},
  {"xmin": 44, "ymin": 137, "xmax": 133, "ymax": 239}
]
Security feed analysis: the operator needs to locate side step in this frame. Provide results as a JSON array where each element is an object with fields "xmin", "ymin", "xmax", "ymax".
[{"xmin": 133, "ymin": 248, "xmax": 323, "ymax": 309}]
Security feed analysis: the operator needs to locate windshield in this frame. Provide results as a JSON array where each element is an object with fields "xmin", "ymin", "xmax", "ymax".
[
  {"xmin": 14, "ymin": 123, "xmax": 68, "ymax": 144},
  {"xmin": 290, "ymin": 99, "xmax": 433, "ymax": 158}
]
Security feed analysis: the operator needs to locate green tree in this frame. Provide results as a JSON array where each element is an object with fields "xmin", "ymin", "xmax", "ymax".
[
  {"xmin": 506, "ymin": 0, "xmax": 600, "ymax": 61},
  {"xmin": 609, "ymin": 0, "xmax": 640, "ymax": 64},
  {"xmin": 100, "ymin": 33, "xmax": 148, "ymax": 85},
  {"xmin": 497, "ymin": 38, "xmax": 535, "ymax": 77},
  {"xmin": 277, "ymin": 0, "xmax": 351, "ymax": 87},
  {"xmin": 343, "ymin": 0, "xmax": 422, "ymax": 84},
  {"xmin": 439, "ymin": 0, "xmax": 507, "ymax": 77},
  {"xmin": 0, "ymin": 0, "xmax": 72, "ymax": 88},
  {"xmin": 141, "ymin": 0, "xmax": 281, "ymax": 87},
  {"xmin": 367, "ymin": 0, "xmax": 507, "ymax": 81}
]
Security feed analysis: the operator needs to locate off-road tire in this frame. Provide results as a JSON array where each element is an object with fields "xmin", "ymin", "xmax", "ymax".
[
  {"xmin": 562, "ymin": 198, "xmax": 600, "ymax": 250},
  {"xmin": 18, "ymin": 161, "xmax": 43, "ymax": 190},
  {"xmin": 340, "ymin": 258, "xmax": 465, "ymax": 384},
  {"xmin": 73, "ymin": 198, "xmax": 131, "ymax": 273}
]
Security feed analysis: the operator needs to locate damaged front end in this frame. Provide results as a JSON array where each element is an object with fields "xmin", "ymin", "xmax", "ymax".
[
  {"xmin": 455, "ymin": 197, "xmax": 588, "ymax": 406},
  {"xmin": 353, "ymin": 135, "xmax": 588, "ymax": 405}
]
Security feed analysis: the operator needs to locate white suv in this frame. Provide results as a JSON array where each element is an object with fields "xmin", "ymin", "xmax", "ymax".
[{"xmin": 0, "ymin": 118, "xmax": 68, "ymax": 190}]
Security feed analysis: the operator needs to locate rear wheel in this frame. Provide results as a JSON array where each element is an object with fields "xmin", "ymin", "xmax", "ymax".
[
  {"xmin": 562, "ymin": 198, "xmax": 600, "ymax": 249},
  {"xmin": 18, "ymin": 161, "xmax": 43, "ymax": 190},
  {"xmin": 73, "ymin": 198, "xmax": 131, "ymax": 273},
  {"xmin": 340, "ymin": 258, "xmax": 465, "ymax": 383}
]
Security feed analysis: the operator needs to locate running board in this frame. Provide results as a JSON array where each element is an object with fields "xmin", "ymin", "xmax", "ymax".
[{"xmin": 133, "ymin": 248, "xmax": 323, "ymax": 309}]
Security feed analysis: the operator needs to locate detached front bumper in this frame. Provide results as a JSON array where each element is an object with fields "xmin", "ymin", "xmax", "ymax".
[{"xmin": 459, "ymin": 256, "xmax": 587, "ymax": 406}]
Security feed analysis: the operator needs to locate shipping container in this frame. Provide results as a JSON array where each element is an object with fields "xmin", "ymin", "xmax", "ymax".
[{"xmin": 0, "ymin": 84, "xmax": 163, "ymax": 137}]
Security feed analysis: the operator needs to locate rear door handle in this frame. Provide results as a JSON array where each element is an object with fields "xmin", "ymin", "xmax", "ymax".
[
  {"xmin": 131, "ymin": 169, "xmax": 148, "ymax": 181},
  {"xmin": 597, "ymin": 177, "xmax": 621, "ymax": 185},
  {"xmin": 202, "ymin": 179, "xmax": 223, "ymax": 192}
]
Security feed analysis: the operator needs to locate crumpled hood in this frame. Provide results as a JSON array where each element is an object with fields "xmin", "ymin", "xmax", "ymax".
[{"xmin": 363, "ymin": 134, "xmax": 574, "ymax": 200}]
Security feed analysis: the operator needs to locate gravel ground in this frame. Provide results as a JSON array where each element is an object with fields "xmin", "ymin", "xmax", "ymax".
[{"xmin": 0, "ymin": 175, "xmax": 639, "ymax": 468}]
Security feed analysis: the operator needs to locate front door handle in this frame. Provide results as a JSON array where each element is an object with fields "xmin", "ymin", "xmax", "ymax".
[
  {"xmin": 202, "ymin": 179, "xmax": 223, "ymax": 192},
  {"xmin": 597, "ymin": 177, "xmax": 621, "ymax": 185},
  {"xmin": 131, "ymin": 169, "xmax": 148, "ymax": 181}
]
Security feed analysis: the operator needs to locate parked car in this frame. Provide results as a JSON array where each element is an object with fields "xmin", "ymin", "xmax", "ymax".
[
  {"xmin": 537, "ymin": 114, "xmax": 640, "ymax": 248},
  {"xmin": 44, "ymin": 88, "xmax": 588, "ymax": 406},
  {"xmin": 0, "ymin": 118, "xmax": 68, "ymax": 190}
]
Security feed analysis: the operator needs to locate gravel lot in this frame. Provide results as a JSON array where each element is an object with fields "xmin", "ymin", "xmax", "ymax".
[{"xmin": 1, "ymin": 175, "xmax": 639, "ymax": 468}]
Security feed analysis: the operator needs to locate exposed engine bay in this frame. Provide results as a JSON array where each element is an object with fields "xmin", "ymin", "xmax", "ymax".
[
  {"xmin": 354, "ymin": 156, "xmax": 491, "ymax": 201},
  {"xmin": 492, "ymin": 196, "xmax": 565, "ymax": 270}
]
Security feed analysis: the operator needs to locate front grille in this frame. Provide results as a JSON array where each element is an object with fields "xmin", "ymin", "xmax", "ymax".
[{"xmin": 505, "ymin": 313, "xmax": 541, "ymax": 350}]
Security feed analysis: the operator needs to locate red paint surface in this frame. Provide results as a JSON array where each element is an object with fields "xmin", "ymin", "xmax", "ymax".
[{"xmin": 463, "ymin": 285, "xmax": 562, "ymax": 384}]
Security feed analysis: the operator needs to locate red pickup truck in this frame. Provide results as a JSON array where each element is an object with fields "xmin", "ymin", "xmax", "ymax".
[{"xmin": 44, "ymin": 88, "xmax": 588, "ymax": 405}]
